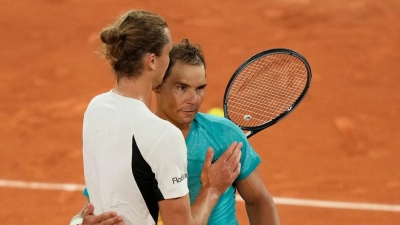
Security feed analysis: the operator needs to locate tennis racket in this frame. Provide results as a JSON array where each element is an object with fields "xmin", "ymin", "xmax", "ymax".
[{"xmin": 223, "ymin": 48, "xmax": 312, "ymax": 138}]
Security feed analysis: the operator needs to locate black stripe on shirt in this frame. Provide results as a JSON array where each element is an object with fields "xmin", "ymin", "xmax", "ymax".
[{"xmin": 131, "ymin": 135, "xmax": 165, "ymax": 223}]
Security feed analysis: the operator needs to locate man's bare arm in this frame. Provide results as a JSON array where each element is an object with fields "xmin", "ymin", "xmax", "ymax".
[
  {"xmin": 236, "ymin": 169, "xmax": 280, "ymax": 225},
  {"xmin": 159, "ymin": 142, "xmax": 242, "ymax": 225}
]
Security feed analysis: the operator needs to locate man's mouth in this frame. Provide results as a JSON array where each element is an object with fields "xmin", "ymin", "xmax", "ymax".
[{"xmin": 181, "ymin": 109, "xmax": 197, "ymax": 116}]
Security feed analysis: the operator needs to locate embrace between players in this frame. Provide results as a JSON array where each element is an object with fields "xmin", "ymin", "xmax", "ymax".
[{"xmin": 73, "ymin": 9, "xmax": 280, "ymax": 225}]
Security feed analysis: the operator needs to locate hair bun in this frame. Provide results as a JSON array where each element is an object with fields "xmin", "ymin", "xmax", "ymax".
[{"xmin": 100, "ymin": 27, "xmax": 124, "ymax": 45}]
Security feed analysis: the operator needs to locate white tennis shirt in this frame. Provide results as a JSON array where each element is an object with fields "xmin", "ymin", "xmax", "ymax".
[{"xmin": 83, "ymin": 90, "xmax": 189, "ymax": 225}]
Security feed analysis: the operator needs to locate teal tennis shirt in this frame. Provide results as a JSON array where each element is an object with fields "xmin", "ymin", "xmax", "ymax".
[
  {"xmin": 186, "ymin": 113, "xmax": 261, "ymax": 225},
  {"xmin": 83, "ymin": 112, "xmax": 261, "ymax": 224}
]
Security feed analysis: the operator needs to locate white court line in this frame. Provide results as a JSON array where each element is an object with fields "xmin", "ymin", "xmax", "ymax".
[
  {"xmin": 1, "ymin": 179, "xmax": 400, "ymax": 212},
  {"xmin": 0, "ymin": 179, "xmax": 85, "ymax": 191},
  {"xmin": 236, "ymin": 195, "xmax": 400, "ymax": 212}
]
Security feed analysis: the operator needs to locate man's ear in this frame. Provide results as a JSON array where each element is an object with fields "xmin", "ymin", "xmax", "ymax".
[
  {"xmin": 153, "ymin": 85, "xmax": 161, "ymax": 93},
  {"xmin": 145, "ymin": 53, "xmax": 156, "ymax": 71}
]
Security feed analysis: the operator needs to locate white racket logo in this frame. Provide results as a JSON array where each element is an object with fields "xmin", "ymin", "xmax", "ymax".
[{"xmin": 244, "ymin": 114, "xmax": 252, "ymax": 121}]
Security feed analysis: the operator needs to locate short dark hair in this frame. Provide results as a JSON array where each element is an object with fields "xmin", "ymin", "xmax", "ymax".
[
  {"xmin": 163, "ymin": 39, "xmax": 206, "ymax": 83},
  {"xmin": 99, "ymin": 10, "xmax": 169, "ymax": 81}
]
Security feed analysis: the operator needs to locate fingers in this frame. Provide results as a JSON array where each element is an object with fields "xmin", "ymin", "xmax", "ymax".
[
  {"xmin": 82, "ymin": 203, "xmax": 122, "ymax": 225},
  {"xmin": 95, "ymin": 212, "xmax": 118, "ymax": 223},
  {"xmin": 83, "ymin": 203, "xmax": 95, "ymax": 216},
  {"xmin": 82, "ymin": 211, "xmax": 123, "ymax": 225},
  {"xmin": 204, "ymin": 147, "xmax": 214, "ymax": 168},
  {"xmin": 213, "ymin": 142, "xmax": 242, "ymax": 175},
  {"xmin": 226, "ymin": 142, "xmax": 242, "ymax": 172},
  {"xmin": 100, "ymin": 215, "xmax": 124, "ymax": 225},
  {"xmin": 217, "ymin": 142, "xmax": 240, "ymax": 162},
  {"xmin": 200, "ymin": 147, "xmax": 214, "ymax": 186},
  {"xmin": 232, "ymin": 161, "xmax": 241, "ymax": 177}
]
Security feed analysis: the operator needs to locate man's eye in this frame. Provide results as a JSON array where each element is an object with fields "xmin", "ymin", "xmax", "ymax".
[{"xmin": 178, "ymin": 86, "xmax": 187, "ymax": 90}]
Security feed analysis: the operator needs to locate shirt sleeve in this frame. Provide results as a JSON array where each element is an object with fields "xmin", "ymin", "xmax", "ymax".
[
  {"xmin": 231, "ymin": 125, "xmax": 262, "ymax": 181},
  {"xmin": 146, "ymin": 125, "xmax": 189, "ymax": 200}
]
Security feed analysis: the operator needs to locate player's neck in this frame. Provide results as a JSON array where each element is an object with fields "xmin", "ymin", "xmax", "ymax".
[{"xmin": 113, "ymin": 77, "xmax": 152, "ymax": 108}]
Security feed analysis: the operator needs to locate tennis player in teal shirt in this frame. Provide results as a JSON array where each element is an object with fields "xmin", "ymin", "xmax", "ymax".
[
  {"xmin": 75, "ymin": 39, "xmax": 280, "ymax": 225},
  {"xmin": 185, "ymin": 112, "xmax": 261, "ymax": 224}
]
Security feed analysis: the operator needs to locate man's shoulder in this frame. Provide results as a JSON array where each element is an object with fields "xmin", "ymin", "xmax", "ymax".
[
  {"xmin": 86, "ymin": 92, "xmax": 108, "ymax": 106},
  {"xmin": 192, "ymin": 113, "xmax": 248, "ymax": 145},
  {"xmin": 144, "ymin": 115, "xmax": 184, "ymax": 143},
  {"xmin": 195, "ymin": 112, "xmax": 239, "ymax": 129}
]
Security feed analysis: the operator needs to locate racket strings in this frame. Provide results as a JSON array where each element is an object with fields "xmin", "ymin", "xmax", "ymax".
[
  {"xmin": 227, "ymin": 54, "xmax": 308, "ymax": 127},
  {"xmin": 231, "ymin": 72, "xmax": 305, "ymax": 125}
]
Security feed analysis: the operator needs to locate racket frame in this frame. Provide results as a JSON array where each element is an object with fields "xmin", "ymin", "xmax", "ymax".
[{"xmin": 223, "ymin": 48, "xmax": 312, "ymax": 138}]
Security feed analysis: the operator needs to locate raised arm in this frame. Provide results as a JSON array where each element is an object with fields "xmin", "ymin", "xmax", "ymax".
[
  {"xmin": 159, "ymin": 142, "xmax": 242, "ymax": 225},
  {"xmin": 236, "ymin": 169, "xmax": 280, "ymax": 225}
]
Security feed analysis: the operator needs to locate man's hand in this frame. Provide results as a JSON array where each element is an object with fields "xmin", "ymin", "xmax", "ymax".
[
  {"xmin": 158, "ymin": 142, "xmax": 242, "ymax": 225},
  {"xmin": 201, "ymin": 142, "xmax": 242, "ymax": 195},
  {"xmin": 82, "ymin": 203, "xmax": 124, "ymax": 225}
]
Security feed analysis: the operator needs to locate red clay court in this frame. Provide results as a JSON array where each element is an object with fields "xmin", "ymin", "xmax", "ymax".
[{"xmin": 0, "ymin": 0, "xmax": 399, "ymax": 224}]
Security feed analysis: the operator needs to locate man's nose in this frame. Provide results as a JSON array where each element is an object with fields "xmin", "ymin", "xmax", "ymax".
[{"xmin": 186, "ymin": 90, "xmax": 199, "ymax": 103}]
